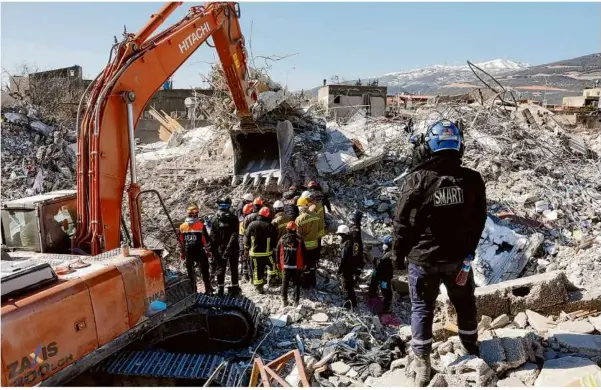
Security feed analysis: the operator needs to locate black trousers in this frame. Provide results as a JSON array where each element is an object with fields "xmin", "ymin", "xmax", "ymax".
[
  {"xmin": 282, "ymin": 269, "xmax": 301, "ymax": 303},
  {"xmin": 239, "ymin": 236, "xmax": 250, "ymax": 279},
  {"xmin": 341, "ymin": 272, "xmax": 357, "ymax": 307},
  {"xmin": 302, "ymin": 249, "xmax": 319, "ymax": 288},
  {"xmin": 216, "ymin": 247, "xmax": 240, "ymax": 289},
  {"xmin": 185, "ymin": 251, "xmax": 212, "ymax": 293},
  {"xmin": 368, "ymin": 271, "xmax": 393, "ymax": 311},
  {"xmin": 408, "ymin": 262, "xmax": 478, "ymax": 356}
]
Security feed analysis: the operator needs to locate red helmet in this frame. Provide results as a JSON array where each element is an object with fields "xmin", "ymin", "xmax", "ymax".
[
  {"xmin": 253, "ymin": 197, "xmax": 264, "ymax": 206},
  {"xmin": 308, "ymin": 181, "xmax": 318, "ymax": 189},
  {"xmin": 286, "ymin": 221, "xmax": 297, "ymax": 231},
  {"xmin": 243, "ymin": 203, "xmax": 253, "ymax": 215},
  {"xmin": 259, "ymin": 207, "xmax": 270, "ymax": 218}
]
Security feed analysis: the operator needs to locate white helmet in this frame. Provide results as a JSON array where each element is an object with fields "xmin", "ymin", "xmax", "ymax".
[
  {"xmin": 301, "ymin": 190, "xmax": 312, "ymax": 199},
  {"xmin": 273, "ymin": 200, "xmax": 284, "ymax": 209},
  {"xmin": 243, "ymin": 193, "xmax": 253, "ymax": 202},
  {"xmin": 336, "ymin": 225, "xmax": 350, "ymax": 235}
]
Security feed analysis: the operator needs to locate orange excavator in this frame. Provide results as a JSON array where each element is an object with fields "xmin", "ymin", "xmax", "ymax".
[{"xmin": 1, "ymin": 3, "xmax": 270, "ymax": 386}]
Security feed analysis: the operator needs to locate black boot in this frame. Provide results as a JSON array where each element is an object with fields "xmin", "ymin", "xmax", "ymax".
[
  {"xmin": 255, "ymin": 284, "xmax": 265, "ymax": 294},
  {"xmin": 217, "ymin": 285, "xmax": 225, "ymax": 297}
]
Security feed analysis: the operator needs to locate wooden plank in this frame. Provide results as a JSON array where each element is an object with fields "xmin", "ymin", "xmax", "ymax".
[
  {"xmin": 256, "ymin": 357, "xmax": 271, "ymax": 387},
  {"xmin": 249, "ymin": 360, "xmax": 261, "ymax": 387},
  {"xmin": 266, "ymin": 350, "xmax": 295, "ymax": 369},
  {"xmin": 293, "ymin": 350, "xmax": 310, "ymax": 387},
  {"xmin": 263, "ymin": 365, "xmax": 290, "ymax": 387}
]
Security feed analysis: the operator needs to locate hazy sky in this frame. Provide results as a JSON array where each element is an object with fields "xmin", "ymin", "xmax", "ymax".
[{"xmin": 2, "ymin": 2, "xmax": 600, "ymax": 90}]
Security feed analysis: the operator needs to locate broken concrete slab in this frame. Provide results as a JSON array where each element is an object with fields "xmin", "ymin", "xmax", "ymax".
[
  {"xmin": 442, "ymin": 271, "xmax": 569, "ymax": 323},
  {"xmin": 491, "ymin": 314, "xmax": 511, "ymax": 329},
  {"xmin": 514, "ymin": 312, "xmax": 528, "ymax": 329},
  {"xmin": 534, "ymin": 356, "xmax": 601, "ymax": 387},
  {"xmin": 526, "ymin": 310, "xmax": 556, "ymax": 333},
  {"xmin": 269, "ymin": 313, "xmax": 289, "ymax": 327},
  {"xmin": 479, "ymin": 315, "xmax": 493, "ymax": 331},
  {"xmin": 311, "ymin": 312, "xmax": 329, "ymax": 323},
  {"xmin": 549, "ymin": 331, "xmax": 601, "ymax": 357},
  {"xmin": 371, "ymin": 369, "xmax": 414, "ymax": 387},
  {"xmin": 444, "ymin": 355, "xmax": 497, "ymax": 387},
  {"xmin": 556, "ymin": 320, "xmax": 596, "ymax": 334},
  {"xmin": 472, "ymin": 217, "xmax": 544, "ymax": 286},
  {"xmin": 427, "ymin": 373, "xmax": 470, "ymax": 387},
  {"xmin": 497, "ymin": 377, "xmax": 527, "ymax": 387},
  {"xmin": 480, "ymin": 337, "xmax": 529, "ymax": 375},
  {"xmin": 507, "ymin": 362, "xmax": 539, "ymax": 386},
  {"xmin": 331, "ymin": 361, "xmax": 351, "ymax": 375},
  {"xmin": 589, "ymin": 315, "xmax": 601, "ymax": 332}
]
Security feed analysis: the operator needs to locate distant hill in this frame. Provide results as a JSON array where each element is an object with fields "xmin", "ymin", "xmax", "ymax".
[{"xmin": 307, "ymin": 53, "xmax": 601, "ymax": 105}]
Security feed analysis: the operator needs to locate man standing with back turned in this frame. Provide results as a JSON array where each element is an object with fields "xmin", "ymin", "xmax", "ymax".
[{"xmin": 393, "ymin": 119, "xmax": 487, "ymax": 387}]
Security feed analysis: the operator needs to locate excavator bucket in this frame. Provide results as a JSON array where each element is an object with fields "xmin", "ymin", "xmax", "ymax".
[{"xmin": 230, "ymin": 120, "xmax": 294, "ymax": 190}]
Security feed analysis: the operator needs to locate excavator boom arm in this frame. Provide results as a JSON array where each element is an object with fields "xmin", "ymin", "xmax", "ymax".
[{"xmin": 75, "ymin": 2, "xmax": 256, "ymax": 254}]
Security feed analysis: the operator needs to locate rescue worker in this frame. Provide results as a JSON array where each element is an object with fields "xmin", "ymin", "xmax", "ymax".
[
  {"xmin": 237, "ymin": 193, "xmax": 254, "ymax": 219},
  {"xmin": 336, "ymin": 224, "xmax": 357, "ymax": 309},
  {"xmin": 393, "ymin": 119, "xmax": 487, "ymax": 386},
  {"xmin": 179, "ymin": 203, "xmax": 213, "ymax": 294},
  {"xmin": 244, "ymin": 197, "xmax": 265, "ymax": 229},
  {"xmin": 368, "ymin": 235, "xmax": 394, "ymax": 313},
  {"xmin": 282, "ymin": 186, "xmax": 300, "ymax": 219},
  {"xmin": 244, "ymin": 207, "xmax": 277, "ymax": 293},
  {"xmin": 272, "ymin": 200, "xmax": 292, "ymax": 242},
  {"xmin": 210, "ymin": 197, "xmax": 240, "ymax": 296},
  {"xmin": 350, "ymin": 211, "xmax": 365, "ymax": 276},
  {"xmin": 307, "ymin": 180, "xmax": 332, "ymax": 213},
  {"xmin": 295, "ymin": 197, "xmax": 320, "ymax": 288},
  {"xmin": 239, "ymin": 203, "xmax": 254, "ymax": 282},
  {"xmin": 276, "ymin": 221, "xmax": 306, "ymax": 306}
]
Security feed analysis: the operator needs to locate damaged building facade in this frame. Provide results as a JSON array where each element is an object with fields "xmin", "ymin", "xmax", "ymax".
[{"xmin": 318, "ymin": 83, "xmax": 388, "ymax": 120}]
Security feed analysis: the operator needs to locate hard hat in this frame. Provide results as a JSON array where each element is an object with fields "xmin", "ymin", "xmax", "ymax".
[
  {"xmin": 336, "ymin": 225, "xmax": 350, "ymax": 235},
  {"xmin": 286, "ymin": 221, "xmax": 297, "ymax": 231},
  {"xmin": 253, "ymin": 197, "xmax": 264, "ymax": 206},
  {"xmin": 217, "ymin": 197, "xmax": 232, "ymax": 210},
  {"xmin": 243, "ymin": 203, "xmax": 253, "ymax": 215},
  {"xmin": 273, "ymin": 200, "xmax": 284, "ymax": 210},
  {"xmin": 301, "ymin": 190, "xmax": 312, "ymax": 199},
  {"xmin": 351, "ymin": 210, "xmax": 363, "ymax": 223},
  {"xmin": 308, "ymin": 181, "xmax": 318, "ymax": 189},
  {"xmin": 297, "ymin": 197, "xmax": 309, "ymax": 207},
  {"xmin": 243, "ymin": 193, "xmax": 253, "ymax": 202},
  {"xmin": 425, "ymin": 120, "xmax": 463, "ymax": 154},
  {"xmin": 187, "ymin": 203, "xmax": 199, "ymax": 213},
  {"xmin": 382, "ymin": 235, "xmax": 393, "ymax": 245},
  {"xmin": 259, "ymin": 207, "xmax": 270, "ymax": 218}
]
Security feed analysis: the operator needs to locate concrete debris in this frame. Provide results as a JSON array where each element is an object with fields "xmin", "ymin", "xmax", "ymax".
[
  {"xmin": 589, "ymin": 315, "xmax": 601, "ymax": 332},
  {"xmin": 330, "ymin": 361, "xmax": 351, "ymax": 375},
  {"xmin": 514, "ymin": 312, "xmax": 528, "ymax": 329},
  {"xmin": 534, "ymin": 356, "xmax": 601, "ymax": 387},
  {"xmin": 497, "ymin": 377, "xmax": 527, "ymax": 387},
  {"xmin": 526, "ymin": 310, "xmax": 556, "ymax": 333},
  {"xmin": 371, "ymin": 368, "xmax": 414, "ymax": 387},
  {"xmin": 507, "ymin": 363, "xmax": 539, "ymax": 386},
  {"xmin": 1, "ymin": 101, "xmax": 76, "ymax": 200},
  {"xmin": 549, "ymin": 331, "xmax": 601, "ymax": 357},
  {"xmin": 478, "ymin": 315, "xmax": 493, "ymax": 331},
  {"xmin": 556, "ymin": 320, "xmax": 596, "ymax": 334},
  {"xmin": 269, "ymin": 313, "xmax": 290, "ymax": 327},
  {"xmin": 444, "ymin": 355, "xmax": 497, "ymax": 387},
  {"xmin": 312, "ymin": 313, "xmax": 329, "ymax": 323},
  {"xmin": 491, "ymin": 314, "xmax": 511, "ymax": 329}
]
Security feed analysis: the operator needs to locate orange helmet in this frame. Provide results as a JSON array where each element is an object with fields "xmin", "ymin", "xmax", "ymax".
[
  {"xmin": 253, "ymin": 197, "xmax": 264, "ymax": 206},
  {"xmin": 286, "ymin": 221, "xmax": 297, "ymax": 231},
  {"xmin": 243, "ymin": 203, "xmax": 253, "ymax": 215},
  {"xmin": 259, "ymin": 207, "xmax": 270, "ymax": 218},
  {"xmin": 308, "ymin": 180, "xmax": 318, "ymax": 189}
]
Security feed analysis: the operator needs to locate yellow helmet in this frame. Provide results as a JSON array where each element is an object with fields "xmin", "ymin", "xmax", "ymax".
[{"xmin": 297, "ymin": 197, "xmax": 309, "ymax": 207}]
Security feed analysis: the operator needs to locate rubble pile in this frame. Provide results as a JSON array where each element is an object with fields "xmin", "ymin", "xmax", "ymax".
[{"xmin": 1, "ymin": 100, "xmax": 76, "ymax": 200}]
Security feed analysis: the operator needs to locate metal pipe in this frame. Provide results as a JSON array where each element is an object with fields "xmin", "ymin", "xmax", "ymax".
[{"xmin": 125, "ymin": 93, "xmax": 137, "ymax": 184}]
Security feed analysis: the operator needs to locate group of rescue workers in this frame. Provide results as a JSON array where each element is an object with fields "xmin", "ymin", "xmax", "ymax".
[{"xmin": 177, "ymin": 119, "xmax": 488, "ymax": 386}]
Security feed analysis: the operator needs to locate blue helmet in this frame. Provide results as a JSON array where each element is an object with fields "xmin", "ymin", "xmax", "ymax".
[
  {"xmin": 217, "ymin": 197, "xmax": 231, "ymax": 211},
  {"xmin": 425, "ymin": 120, "xmax": 462, "ymax": 153},
  {"xmin": 382, "ymin": 235, "xmax": 393, "ymax": 245}
]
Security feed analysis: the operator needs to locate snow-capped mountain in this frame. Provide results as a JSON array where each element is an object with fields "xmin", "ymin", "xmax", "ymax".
[{"xmin": 376, "ymin": 59, "xmax": 529, "ymax": 89}]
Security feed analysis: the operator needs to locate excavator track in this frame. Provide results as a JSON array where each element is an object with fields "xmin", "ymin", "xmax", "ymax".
[{"xmin": 89, "ymin": 350, "xmax": 246, "ymax": 386}]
